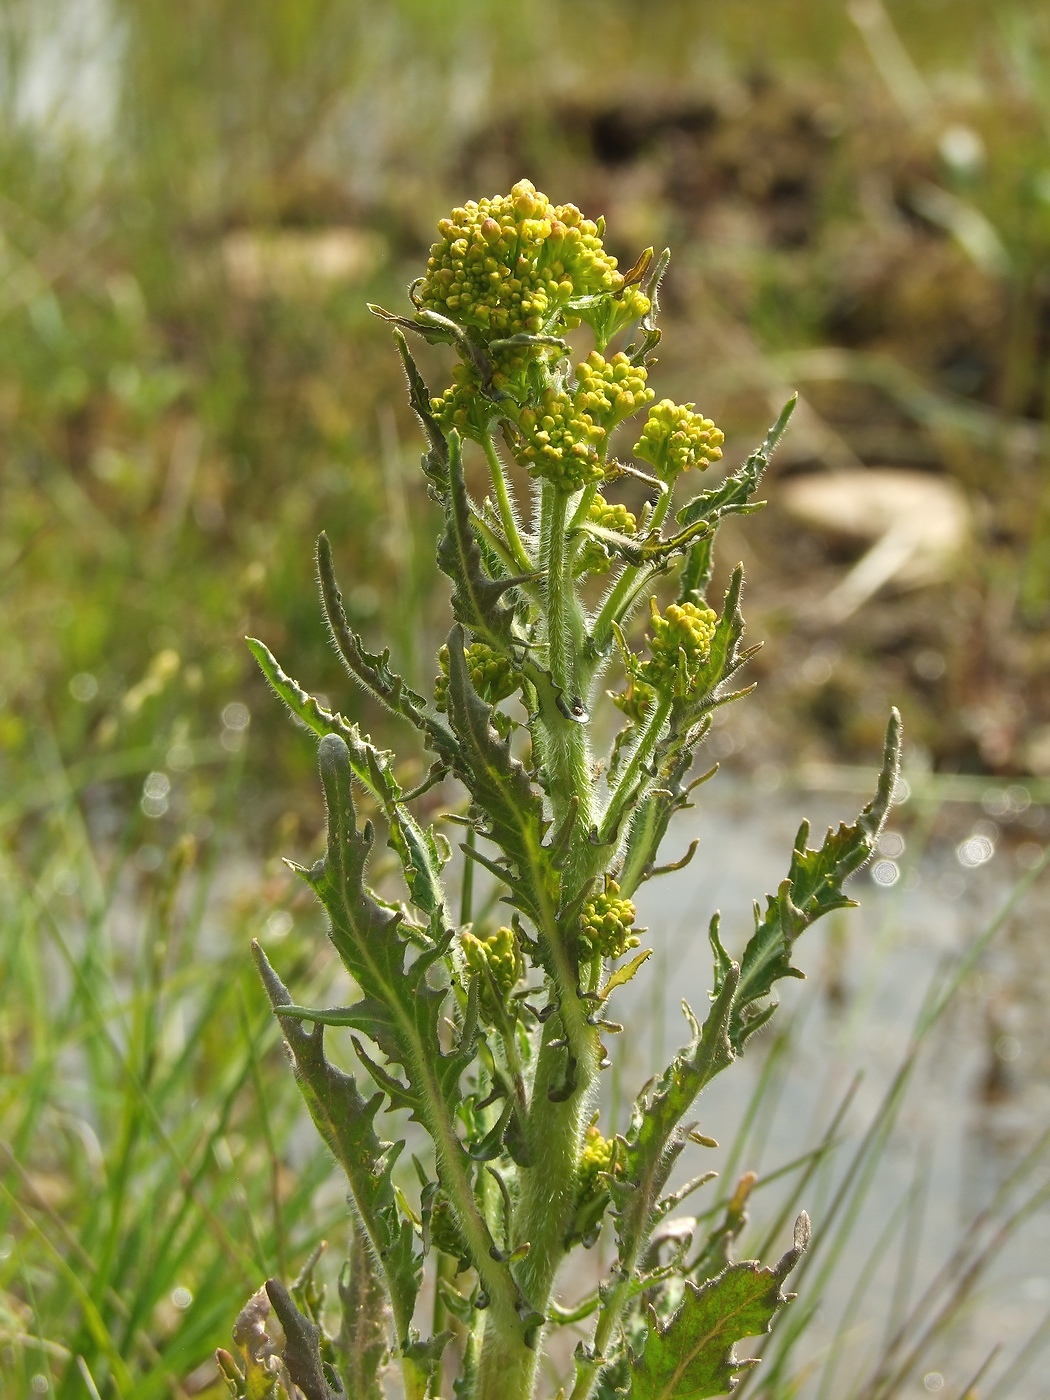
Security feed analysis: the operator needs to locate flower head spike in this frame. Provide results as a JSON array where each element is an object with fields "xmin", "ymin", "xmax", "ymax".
[
  {"xmin": 510, "ymin": 387, "xmax": 608, "ymax": 491},
  {"xmin": 576, "ymin": 1124, "xmax": 618, "ymax": 1199},
  {"xmin": 419, "ymin": 180, "xmax": 628, "ymax": 345},
  {"xmin": 574, "ymin": 352, "xmax": 654, "ymax": 432},
  {"xmin": 634, "ymin": 399, "xmax": 724, "ymax": 481}
]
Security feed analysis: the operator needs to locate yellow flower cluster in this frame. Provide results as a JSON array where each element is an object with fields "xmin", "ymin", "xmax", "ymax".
[
  {"xmin": 639, "ymin": 598, "xmax": 718, "ymax": 695},
  {"xmin": 634, "ymin": 399, "xmax": 724, "ymax": 480},
  {"xmin": 574, "ymin": 351, "xmax": 654, "ymax": 431},
  {"xmin": 419, "ymin": 180, "xmax": 643, "ymax": 344},
  {"xmin": 577, "ymin": 492, "xmax": 638, "ymax": 576},
  {"xmin": 514, "ymin": 353, "xmax": 653, "ymax": 491},
  {"xmin": 579, "ymin": 880, "xmax": 638, "ymax": 960},
  {"xmin": 611, "ymin": 672, "xmax": 658, "ymax": 725},
  {"xmin": 577, "ymin": 1124, "xmax": 617, "ymax": 1198},
  {"xmin": 434, "ymin": 641, "xmax": 519, "ymax": 713},
  {"xmin": 461, "ymin": 925, "xmax": 523, "ymax": 1004},
  {"xmin": 512, "ymin": 386, "xmax": 608, "ymax": 491},
  {"xmin": 429, "ymin": 363, "xmax": 501, "ymax": 443}
]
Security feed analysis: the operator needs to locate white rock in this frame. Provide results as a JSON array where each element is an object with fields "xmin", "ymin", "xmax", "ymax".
[{"xmin": 779, "ymin": 467, "xmax": 970, "ymax": 619}]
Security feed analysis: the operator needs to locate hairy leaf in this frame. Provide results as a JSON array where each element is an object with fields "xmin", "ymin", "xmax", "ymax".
[
  {"xmin": 393, "ymin": 328, "xmax": 449, "ymax": 491},
  {"xmin": 726, "ymin": 709, "xmax": 902, "ymax": 1048},
  {"xmin": 264, "ymin": 1279, "xmax": 343, "ymax": 1400},
  {"xmin": 335, "ymin": 1227, "xmax": 389, "ymax": 1400},
  {"xmin": 628, "ymin": 1215, "xmax": 809, "ymax": 1399},
  {"xmin": 609, "ymin": 969, "xmax": 740, "ymax": 1295}
]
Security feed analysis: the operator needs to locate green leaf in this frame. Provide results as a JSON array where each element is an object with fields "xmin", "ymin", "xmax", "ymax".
[
  {"xmin": 335, "ymin": 1227, "xmax": 390, "ymax": 1400},
  {"xmin": 444, "ymin": 624, "xmax": 557, "ymax": 939},
  {"xmin": 728, "ymin": 709, "xmax": 902, "ymax": 1048},
  {"xmin": 628, "ymin": 1215, "xmax": 809, "ymax": 1399},
  {"xmin": 619, "ymin": 972, "xmax": 739, "ymax": 1188},
  {"xmin": 608, "ymin": 969, "xmax": 740, "ymax": 1296},
  {"xmin": 393, "ymin": 328, "xmax": 449, "ymax": 492},
  {"xmin": 677, "ymin": 534, "xmax": 714, "ymax": 605},
  {"xmin": 437, "ymin": 430, "xmax": 530, "ymax": 651},
  {"xmin": 600, "ymin": 948, "xmax": 653, "ymax": 1003},
  {"xmin": 316, "ymin": 531, "xmax": 460, "ymax": 768},
  {"xmin": 251, "ymin": 944, "xmax": 421, "ymax": 1348},
  {"xmin": 264, "ymin": 1279, "xmax": 343, "ymax": 1400}
]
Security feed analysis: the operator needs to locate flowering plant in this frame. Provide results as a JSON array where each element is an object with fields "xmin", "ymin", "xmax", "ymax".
[{"xmin": 219, "ymin": 181, "xmax": 900, "ymax": 1400}]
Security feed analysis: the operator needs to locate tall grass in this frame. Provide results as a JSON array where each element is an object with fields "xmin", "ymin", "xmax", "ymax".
[{"xmin": 0, "ymin": 731, "xmax": 343, "ymax": 1397}]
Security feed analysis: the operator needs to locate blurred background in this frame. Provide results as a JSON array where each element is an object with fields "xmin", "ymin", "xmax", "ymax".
[{"xmin": 2, "ymin": 1, "xmax": 1050, "ymax": 1396}]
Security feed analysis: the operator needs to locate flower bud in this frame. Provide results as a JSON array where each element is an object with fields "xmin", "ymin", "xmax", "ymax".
[
  {"xmin": 580, "ymin": 879, "xmax": 638, "ymax": 960},
  {"xmin": 639, "ymin": 598, "xmax": 718, "ymax": 697},
  {"xmin": 633, "ymin": 399, "xmax": 724, "ymax": 480}
]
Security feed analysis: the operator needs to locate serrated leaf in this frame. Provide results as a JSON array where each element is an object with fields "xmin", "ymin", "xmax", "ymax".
[
  {"xmin": 600, "ymin": 948, "xmax": 653, "ymax": 1003},
  {"xmin": 730, "ymin": 709, "xmax": 901, "ymax": 1048},
  {"xmin": 628, "ymin": 1224, "xmax": 807, "ymax": 1399}
]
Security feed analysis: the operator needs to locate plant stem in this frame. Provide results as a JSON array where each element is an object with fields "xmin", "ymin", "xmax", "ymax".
[
  {"xmin": 539, "ymin": 481, "xmax": 594, "ymax": 838},
  {"xmin": 484, "ymin": 432, "xmax": 533, "ymax": 574},
  {"xmin": 588, "ymin": 483, "xmax": 672, "ymax": 661},
  {"xmin": 600, "ymin": 695, "xmax": 672, "ymax": 847},
  {"xmin": 461, "ymin": 825, "xmax": 475, "ymax": 925}
]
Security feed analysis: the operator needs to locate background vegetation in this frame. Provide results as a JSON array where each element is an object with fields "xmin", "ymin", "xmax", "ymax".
[{"xmin": 2, "ymin": 0, "xmax": 1049, "ymax": 1395}]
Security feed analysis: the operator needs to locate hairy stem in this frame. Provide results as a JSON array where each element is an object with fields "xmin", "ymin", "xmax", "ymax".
[
  {"xmin": 538, "ymin": 482, "xmax": 594, "ymax": 838},
  {"xmin": 587, "ymin": 483, "xmax": 673, "ymax": 663},
  {"xmin": 600, "ymin": 696, "xmax": 672, "ymax": 847}
]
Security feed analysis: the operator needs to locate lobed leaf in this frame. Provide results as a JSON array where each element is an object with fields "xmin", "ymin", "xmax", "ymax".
[
  {"xmin": 628, "ymin": 1215, "xmax": 809, "ymax": 1399},
  {"xmin": 393, "ymin": 328, "xmax": 449, "ymax": 491},
  {"xmin": 251, "ymin": 944, "xmax": 421, "ymax": 1351},
  {"xmin": 316, "ymin": 532, "xmax": 460, "ymax": 768}
]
